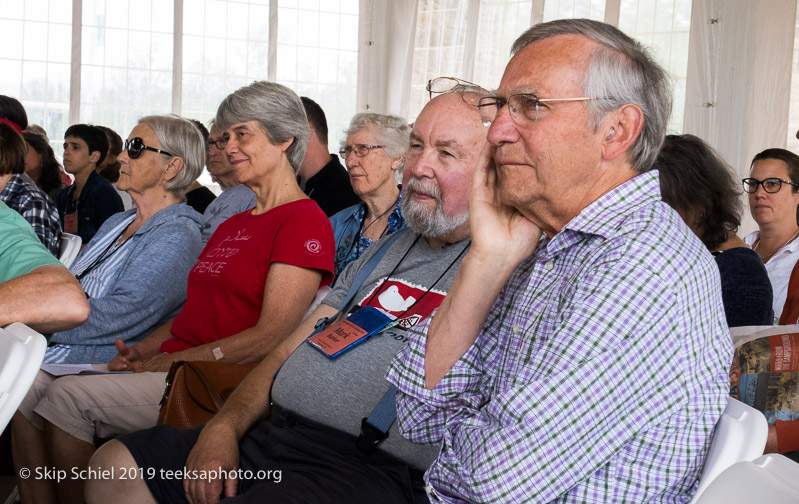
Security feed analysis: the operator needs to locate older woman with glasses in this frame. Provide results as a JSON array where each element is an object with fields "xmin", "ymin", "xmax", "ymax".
[
  {"xmin": 329, "ymin": 113, "xmax": 410, "ymax": 278},
  {"xmin": 654, "ymin": 134, "xmax": 773, "ymax": 327},
  {"xmin": 743, "ymin": 148, "xmax": 799, "ymax": 322},
  {"xmin": 11, "ymin": 82, "xmax": 336, "ymax": 504}
]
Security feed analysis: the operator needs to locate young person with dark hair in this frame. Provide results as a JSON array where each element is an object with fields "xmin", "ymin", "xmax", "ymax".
[{"xmin": 57, "ymin": 124, "xmax": 124, "ymax": 243}]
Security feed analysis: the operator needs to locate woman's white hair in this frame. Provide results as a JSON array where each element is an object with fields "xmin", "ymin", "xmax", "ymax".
[
  {"xmin": 138, "ymin": 114, "xmax": 205, "ymax": 199},
  {"xmin": 342, "ymin": 113, "xmax": 411, "ymax": 182}
]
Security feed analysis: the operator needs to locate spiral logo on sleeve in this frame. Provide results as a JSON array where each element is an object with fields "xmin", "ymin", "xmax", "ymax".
[{"xmin": 305, "ymin": 239, "xmax": 322, "ymax": 255}]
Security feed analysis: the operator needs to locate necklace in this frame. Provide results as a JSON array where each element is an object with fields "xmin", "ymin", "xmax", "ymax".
[
  {"xmin": 361, "ymin": 197, "xmax": 398, "ymax": 238},
  {"xmin": 754, "ymin": 228, "xmax": 799, "ymax": 263}
]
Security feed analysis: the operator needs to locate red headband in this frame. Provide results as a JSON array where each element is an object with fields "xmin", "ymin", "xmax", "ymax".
[{"xmin": 0, "ymin": 117, "xmax": 23, "ymax": 133}]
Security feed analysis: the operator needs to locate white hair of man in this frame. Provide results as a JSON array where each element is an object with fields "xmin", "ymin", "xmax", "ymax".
[{"xmin": 512, "ymin": 18, "xmax": 672, "ymax": 173}]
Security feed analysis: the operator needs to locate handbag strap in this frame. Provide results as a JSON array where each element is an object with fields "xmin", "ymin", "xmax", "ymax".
[{"xmin": 185, "ymin": 362, "xmax": 227, "ymax": 410}]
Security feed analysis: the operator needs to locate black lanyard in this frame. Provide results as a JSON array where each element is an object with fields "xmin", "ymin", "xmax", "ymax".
[{"xmin": 75, "ymin": 222, "xmax": 133, "ymax": 281}]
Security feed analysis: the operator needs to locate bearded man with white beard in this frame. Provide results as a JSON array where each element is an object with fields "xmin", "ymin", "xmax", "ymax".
[{"xmin": 86, "ymin": 88, "xmax": 488, "ymax": 504}]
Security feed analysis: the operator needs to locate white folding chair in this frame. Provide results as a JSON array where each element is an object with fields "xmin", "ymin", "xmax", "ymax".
[
  {"xmin": 58, "ymin": 232, "xmax": 81, "ymax": 268},
  {"xmin": 0, "ymin": 323, "xmax": 47, "ymax": 432},
  {"xmin": 694, "ymin": 454, "xmax": 799, "ymax": 503},
  {"xmin": 689, "ymin": 397, "xmax": 769, "ymax": 503}
]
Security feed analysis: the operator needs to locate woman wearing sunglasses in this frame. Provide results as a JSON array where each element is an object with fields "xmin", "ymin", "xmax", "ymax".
[
  {"xmin": 12, "ymin": 83, "xmax": 335, "ymax": 504},
  {"xmin": 329, "ymin": 113, "xmax": 410, "ymax": 279},
  {"xmin": 743, "ymin": 148, "xmax": 799, "ymax": 322},
  {"xmin": 36, "ymin": 115, "xmax": 206, "ymax": 365}
]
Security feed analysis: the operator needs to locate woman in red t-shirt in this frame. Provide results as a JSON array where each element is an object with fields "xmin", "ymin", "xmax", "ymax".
[{"xmin": 110, "ymin": 81, "xmax": 336, "ymax": 371}]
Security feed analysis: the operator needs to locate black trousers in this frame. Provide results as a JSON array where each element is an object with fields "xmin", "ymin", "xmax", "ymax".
[{"xmin": 120, "ymin": 405, "xmax": 427, "ymax": 503}]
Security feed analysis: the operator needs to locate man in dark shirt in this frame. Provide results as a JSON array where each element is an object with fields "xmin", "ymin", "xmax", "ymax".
[{"xmin": 298, "ymin": 97, "xmax": 360, "ymax": 216}]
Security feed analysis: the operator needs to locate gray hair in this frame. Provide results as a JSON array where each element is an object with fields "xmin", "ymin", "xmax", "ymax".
[
  {"xmin": 215, "ymin": 81, "xmax": 310, "ymax": 175},
  {"xmin": 342, "ymin": 113, "xmax": 410, "ymax": 182},
  {"xmin": 138, "ymin": 115, "xmax": 205, "ymax": 200},
  {"xmin": 512, "ymin": 18, "xmax": 672, "ymax": 173}
]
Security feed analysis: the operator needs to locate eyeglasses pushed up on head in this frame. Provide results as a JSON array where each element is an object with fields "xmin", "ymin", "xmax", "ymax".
[
  {"xmin": 426, "ymin": 77, "xmax": 489, "ymax": 108},
  {"xmin": 339, "ymin": 144, "xmax": 384, "ymax": 159},
  {"xmin": 742, "ymin": 177, "xmax": 799, "ymax": 194},
  {"xmin": 123, "ymin": 137, "xmax": 176, "ymax": 160}
]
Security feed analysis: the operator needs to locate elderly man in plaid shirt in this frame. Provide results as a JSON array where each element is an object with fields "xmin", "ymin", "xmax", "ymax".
[{"xmin": 387, "ymin": 19, "xmax": 733, "ymax": 503}]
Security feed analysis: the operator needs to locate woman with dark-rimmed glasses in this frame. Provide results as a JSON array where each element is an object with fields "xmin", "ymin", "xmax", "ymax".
[{"xmin": 743, "ymin": 148, "xmax": 799, "ymax": 322}]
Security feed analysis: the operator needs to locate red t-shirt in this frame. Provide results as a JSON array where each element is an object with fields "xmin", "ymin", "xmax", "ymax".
[{"xmin": 160, "ymin": 199, "xmax": 334, "ymax": 353}]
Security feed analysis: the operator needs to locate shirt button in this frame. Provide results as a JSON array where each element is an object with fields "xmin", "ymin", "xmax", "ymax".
[
  {"xmin": 425, "ymin": 485, "xmax": 434, "ymax": 495},
  {"xmin": 512, "ymin": 325, "xmax": 520, "ymax": 334},
  {"xmin": 545, "ymin": 260, "xmax": 554, "ymax": 271}
]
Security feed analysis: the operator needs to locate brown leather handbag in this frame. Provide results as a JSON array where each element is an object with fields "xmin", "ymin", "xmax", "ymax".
[{"xmin": 156, "ymin": 361, "xmax": 256, "ymax": 429}]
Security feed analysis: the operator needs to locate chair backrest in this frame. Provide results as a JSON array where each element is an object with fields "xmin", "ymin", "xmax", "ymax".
[
  {"xmin": 58, "ymin": 232, "xmax": 81, "ymax": 268},
  {"xmin": 694, "ymin": 454, "xmax": 799, "ymax": 503},
  {"xmin": 689, "ymin": 397, "xmax": 769, "ymax": 503},
  {"xmin": 0, "ymin": 323, "xmax": 47, "ymax": 432}
]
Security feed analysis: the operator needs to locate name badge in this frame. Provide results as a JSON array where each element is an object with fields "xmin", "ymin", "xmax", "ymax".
[
  {"xmin": 64, "ymin": 212, "xmax": 78, "ymax": 234},
  {"xmin": 306, "ymin": 306, "xmax": 395, "ymax": 359}
]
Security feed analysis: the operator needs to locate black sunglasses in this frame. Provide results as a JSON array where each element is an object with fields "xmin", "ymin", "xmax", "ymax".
[{"xmin": 123, "ymin": 137, "xmax": 175, "ymax": 160}]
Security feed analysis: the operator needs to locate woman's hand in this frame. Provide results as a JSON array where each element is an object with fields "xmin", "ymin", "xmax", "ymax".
[{"xmin": 107, "ymin": 338, "xmax": 142, "ymax": 371}]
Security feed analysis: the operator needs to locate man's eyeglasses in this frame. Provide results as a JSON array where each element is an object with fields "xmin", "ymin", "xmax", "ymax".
[
  {"xmin": 208, "ymin": 138, "xmax": 227, "ymax": 151},
  {"xmin": 123, "ymin": 137, "xmax": 175, "ymax": 160},
  {"xmin": 477, "ymin": 94, "xmax": 602, "ymax": 126},
  {"xmin": 339, "ymin": 144, "xmax": 384, "ymax": 159},
  {"xmin": 742, "ymin": 177, "xmax": 799, "ymax": 194},
  {"xmin": 427, "ymin": 77, "xmax": 489, "ymax": 108}
]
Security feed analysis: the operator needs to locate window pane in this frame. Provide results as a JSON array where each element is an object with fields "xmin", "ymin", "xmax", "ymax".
[
  {"xmin": 0, "ymin": 5, "xmax": 71, "ymax": 142},
  {"xmin": 618, "ymin": 0, "xmax": 693, "ymax": 133},
  {"xmin": 181, "ymin": 0, "xmax": 271, "ymax": 123},
  {"xmin": 473, "ymin": 0, "xmax": 533, "ymax": 92},
  {"xmin": 544, "ymin": 0, "xmax": 606, "ymax": 22},
  {"xmin": 409, "ymin": 0, "xmax": 470, "ymax": 123},
  {"xmin": 275, "ymin": 0, "xmax": 358, "ymax": 147},
  {"xmin": 81, "ymin": 0, "xmax": 174, "ymax": 139}
]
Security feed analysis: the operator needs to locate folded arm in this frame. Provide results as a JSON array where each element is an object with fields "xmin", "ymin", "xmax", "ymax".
[
  {"xmin": 0, "ymin": 264, "xmax": 89, "ymax": 332},
  {"xmin": 139, "ymin": 262, "xmax": 324, "ymax": 372},
  {"xmin": 51, "ymin": 226, "xmax": 200, "ymax": 348}
]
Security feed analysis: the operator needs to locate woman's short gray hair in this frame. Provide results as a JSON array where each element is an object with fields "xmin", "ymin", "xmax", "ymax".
[
  {"xmin": 138, "ymin": 115, "xmax": 205, "ymax": 200},
  {"xmin": 511, "ymin": 19, "xmax": 672, "ymax": 173},
  {"xmin": 342, "ymin": 113, "xmax": 411, "ymax": 182},
  {"xmin": 215, "ymin": 81, "xmax": 310, "ymax": 175}
]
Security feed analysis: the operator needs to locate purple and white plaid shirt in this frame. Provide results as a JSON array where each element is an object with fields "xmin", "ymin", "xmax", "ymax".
[{"xmin": 387, "ymin": 170, "xmax": 733, "ymax": 503}]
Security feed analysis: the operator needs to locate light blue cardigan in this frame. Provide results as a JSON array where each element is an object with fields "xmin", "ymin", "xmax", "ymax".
[{"xmin": 49, "ymin": 203, "xmax": 203, "ymax": 363}]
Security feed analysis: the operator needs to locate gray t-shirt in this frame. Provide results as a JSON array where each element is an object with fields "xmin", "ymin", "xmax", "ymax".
[
  {"xmin": 201, "ymin": 184, "xmax": 256, "ymax": 244},
  {"xmin": 271, "ymin": 230, "xmax": 469, "ymax": 469}
]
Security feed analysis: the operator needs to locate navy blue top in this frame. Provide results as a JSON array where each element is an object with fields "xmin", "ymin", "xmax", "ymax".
[{"xmin": 713, "ymin": 247, "xmax": 773, "ymax": 327}]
